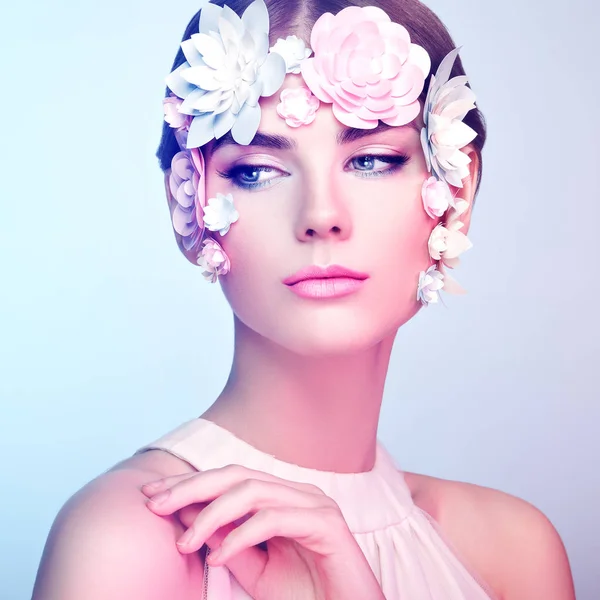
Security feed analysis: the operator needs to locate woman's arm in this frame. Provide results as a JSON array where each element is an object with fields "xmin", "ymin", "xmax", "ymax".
[{"xmin": 32, "ymin": 468, "xmax": 206, "ymax": 600}]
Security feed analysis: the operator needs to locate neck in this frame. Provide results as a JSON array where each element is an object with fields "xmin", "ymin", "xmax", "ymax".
[{"xmin": 200, "ymin": 315, "xmax": 397, "ymax": 473}]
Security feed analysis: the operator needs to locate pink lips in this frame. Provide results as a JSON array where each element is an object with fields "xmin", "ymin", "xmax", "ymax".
[{"xmin": 283, "ymin": 264, "xmax": 369, "ymax": 299}]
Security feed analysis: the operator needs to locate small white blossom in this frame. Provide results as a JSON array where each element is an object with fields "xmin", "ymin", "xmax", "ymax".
[
  {"xmin": 417, "ymin": 265, "xmax": 445, "ymax": 306},
  {"xmin": 270, "ymin": 35, "xmax": 312, "ymax": 74},
  {"xmin": 427, "ymin": 220, "xmax": 472, "ymax": 268},
  {"xmin": 202, "ymin": 193, "xmax": 239, "ymax": 236}
]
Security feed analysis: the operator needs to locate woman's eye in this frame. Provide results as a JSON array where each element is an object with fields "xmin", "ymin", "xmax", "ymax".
[
  {"xmin": 217, "ymin": 165, "xmax": 285, "ymax": 190},
  {"xmin": 216, "ymin": 153, "xmax": 409, "ymax": 190},
  {"xmin": 347, "ymin": 154, "xmax": 410, "ymax": 177}
]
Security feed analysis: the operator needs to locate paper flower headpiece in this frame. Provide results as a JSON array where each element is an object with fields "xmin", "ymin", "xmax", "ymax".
[{"xmin": 162, "ymin": 0, "xmax": 479, "ymax": 295}]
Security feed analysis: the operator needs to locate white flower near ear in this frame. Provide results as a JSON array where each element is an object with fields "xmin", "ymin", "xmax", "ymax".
[
  {"xmin": 417, "ymin": 265, "xmax": 445, "ymax": 306},
  {"xmin": 165, "ymin": 0, "xmax": 287, "ymax": 147},
  {"xmin": 203, "ymin": 193, "xmax": 239, "ymax": 236},
  {"xmin": 270, "ymin": 35, "xmax": 312, "ymax": 74},
  {"xmin": 428, "ymin": 221, "xmax": 472, "ymax": 268},
  {"xmin": 421, "ymin": 47, "xmax": 477, "ymax": 188}
]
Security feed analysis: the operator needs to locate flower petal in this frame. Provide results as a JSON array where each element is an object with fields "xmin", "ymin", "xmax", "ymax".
[
  {"xmin": 181, "ymin": 39, "xmax": 206, "ymax": 67},
  {"xmin": 231, "ymin": 101, "xmax": 261, "ymax": 145},
  {"xmin": 213, "ymin": 109, "xmax": 238, "ymax": 139},
  {"xmin": 166, "ymin": 63, "xmax": 195, "ymax": 99},
  {"xmin": 256, "ymin": 51, "xmax": 287, "ymax": 96},
  {"xmin": 199, "ymin": 3, "xmax": 222, "ymax": 35},
  {"xmin": 191, "ymin": 32, "xmax": 226, "ymax": 69},
  {"xmin": 187, "ymin": 112, "xmax": 217, "ymax": 148},
  {"xmin": 241, "ymin": 0, "xmax": 269, "ymax": 39}
]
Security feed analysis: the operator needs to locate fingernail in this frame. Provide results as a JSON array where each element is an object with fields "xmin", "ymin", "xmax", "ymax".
[
  {"xmin": 149, "ymin": 490, "xmax": 171, "ymax": 505},
  {"xmin": 177, "ymin": 529, "xmax": 194, "ymax": 546}
]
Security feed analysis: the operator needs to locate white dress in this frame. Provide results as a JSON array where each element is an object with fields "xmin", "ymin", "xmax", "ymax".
[{"xmin": 134, "ymin": 417, "xmax": 499, "ymax": 600}]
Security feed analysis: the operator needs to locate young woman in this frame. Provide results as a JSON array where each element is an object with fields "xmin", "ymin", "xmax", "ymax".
[{"xmin": 32, "ymin": 1, "xmax": 575, "ymax": 599}]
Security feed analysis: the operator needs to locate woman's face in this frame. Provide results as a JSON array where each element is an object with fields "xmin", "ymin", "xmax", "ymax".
[{"xmin": 198, "ymin": 74, "xmax": 463, "ymax": 356}]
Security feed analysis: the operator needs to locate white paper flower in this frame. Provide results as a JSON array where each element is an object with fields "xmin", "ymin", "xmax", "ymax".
[
  {"xmin": 165, "ymin": 0, "xmax": 286, "ymax": 148},
  {"xmin": 427, "ymin": 221, "xmax": 473, "ymax": 268},
  {"xmin": 270, "ymin": 35, "xmax": 312, "ymax": 74},
  {"xmin": 417, "ymin": 264, "xmax": 445, "ymax": 306},
  {"xmin": 420, "ymin": 47, "xmax": 478, "ymax": 188},
  {"xmin": 202, "ymin": 192, "xmax": 239, "ymax": 236}
]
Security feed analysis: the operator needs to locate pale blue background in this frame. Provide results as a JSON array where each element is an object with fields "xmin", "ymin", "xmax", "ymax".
[{"xmin": 1, "ymin": 0, "xmax": 598, "ymax": 598}]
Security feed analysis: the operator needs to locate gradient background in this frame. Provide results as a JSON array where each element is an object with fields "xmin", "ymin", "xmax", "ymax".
[{"xmin": 1, "ymin": 0, "xmax": 598, "ymax": 598}]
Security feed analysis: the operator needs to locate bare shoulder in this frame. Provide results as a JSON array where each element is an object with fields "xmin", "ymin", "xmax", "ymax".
[
  {"xmin": 403, "ymin": 471, "xmax": 576, "ymax": 600},
  {"xmin": 108, "ymin": 447, "xmax": 199, "ymax": 477},
  {"xmin": 32, "ymin": 462, "xmax": 204, "ymax": 600}
]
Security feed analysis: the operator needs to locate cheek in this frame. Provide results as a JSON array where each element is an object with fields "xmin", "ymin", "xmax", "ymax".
[
  {"xmin": 356, "ymin": 178, "xmax": 437, "ymax": 322},
  {"xmin": 209, "ymin": 191, "xmax": 287, "ymax": 313}
]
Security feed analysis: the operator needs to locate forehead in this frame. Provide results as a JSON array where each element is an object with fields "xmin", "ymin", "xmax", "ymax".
[{"xmin": 206, "ymin": 73, "xmax": 423, "ymax": 155}]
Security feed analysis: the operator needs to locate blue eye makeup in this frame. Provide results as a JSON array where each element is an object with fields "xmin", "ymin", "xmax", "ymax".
[{"xmin": 216, "ymin": 153, "xmax": 410, "ymax": 191}]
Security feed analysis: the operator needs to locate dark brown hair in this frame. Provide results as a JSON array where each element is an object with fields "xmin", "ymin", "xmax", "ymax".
[{"xmin": 156, "ymin": 0, "xmax": 487, "ymax": 197}]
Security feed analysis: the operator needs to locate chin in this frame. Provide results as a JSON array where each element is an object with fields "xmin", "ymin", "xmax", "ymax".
[
  {"xmin": 255, "ymin": 310, "xmax": 399, "ymax": 356},
  {"xmin": 223, "ymin": 278, "xmax": 420, "ymax": 356}
]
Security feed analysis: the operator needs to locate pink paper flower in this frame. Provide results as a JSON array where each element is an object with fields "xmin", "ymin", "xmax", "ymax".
[
  {"xmin": 421, "ymin": 176, "xmax": 453, "ymax": 219},
  {"xmin": 300, "ymin": 6, "xmax": 431, "ymax": 129},
  {"xmin": 168, "ymin": 150, "xmax": 205, "ymax": 252},
  {"xmin": 197, "ymin": 238, "xmax": 230, "ymax": 283},
  {"xmin": 276, "ymin": 86, "xmax": 320, "ymax": 127},
  {"xmin": 163, "ymin": 95, "xmax": 192, "ymax": 130}
]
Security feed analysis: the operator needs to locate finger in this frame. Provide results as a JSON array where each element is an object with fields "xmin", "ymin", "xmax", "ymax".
[
  {"xmin": 217, "ymin": 505, "xmax": 345, "ymax": 562},
  {"xmin": 175, "ymin": 478, "xmax": 327, "ymax": 552},
  {"xmin": 141, "ymin": 472, "xmax": 198, "ymax": 497},
  {"xmin": 146, "ymin": 464, "xmax": 326, "ymax": 516},
  {"xmin": 209, "ymin": 506, "xmax": 349, "ymax": 598}
]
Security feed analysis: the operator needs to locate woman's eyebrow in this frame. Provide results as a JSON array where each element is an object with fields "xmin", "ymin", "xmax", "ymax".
[
  {"xmin": 210, "ymin": 120, "xmax": 417, "ymax": 154},
  {"xmin": 337, "ymin": 120, "xmax": 418, "ymax": 144},
  {"xmin": 212, "ymin": 131, "xmax": 297, "ymax": 153}
]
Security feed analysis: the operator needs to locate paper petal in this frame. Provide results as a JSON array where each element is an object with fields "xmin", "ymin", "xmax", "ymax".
[
  {"xmin": 409, "ymin": 43, "xmax": 431, "ymax": 78},
  {"xmin": 166, "ymin": 63, "xmax": 195, "ymax": 99},
  {"xmin": 221, "ymin": 3, "xmax": 246, "ymax": 40},
  {"xmin": 257, "ymin": 51, "xmax": 287, "ymax": 97},
  {"xmin": 231, "ymin": 102, "xmax": 261, "ymax": 145},
  {"xmin": 213, "ymin": 109, "xmax": 237, "ymax": 139},
  {"xmin": 187, "ymin": 112, "xmax": 217, "ymax": 148},
  {"xmin": 444, "ymin": 231, "xmax": 472, "ymax": 259},
  {"xmin": 432, "ymin": 47, "xmax": 461, "ymax": 96},
  {"xmin": 241, "ymin": 0, "xmax": 270, "ymax": 39},
  {"xmin": 192, "ymin": 33, "xmax": 226, "ymax": 69},
  {"xmin": 181, "ymin": 39, "xmax": 206, "ymax": 67},
  {"xmin": 441, "ymin": 269, "xmax": 467, "ymax": 295},
  {"xmin": 199, "ymin": 3, "xmax": 222, "ymax": 35},
  {"xmin": 179, "ymin": 89, "xmax": 206, "ymax": 115}
]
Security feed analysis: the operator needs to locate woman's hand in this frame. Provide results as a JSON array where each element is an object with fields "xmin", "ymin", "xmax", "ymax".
[{"xmin": 141, "ymin": 465, "xmax": 385, "ymax": 600}]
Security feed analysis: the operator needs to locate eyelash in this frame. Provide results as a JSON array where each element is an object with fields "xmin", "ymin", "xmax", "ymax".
[{"xmin": 216, "ymin": 154, "xmax": 410, "ymax": 191}]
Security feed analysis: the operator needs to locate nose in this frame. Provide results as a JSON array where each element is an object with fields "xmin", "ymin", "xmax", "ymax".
[{"xmin": 294, "ymin": 171, "xmax": 352, "ymax": 243}]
